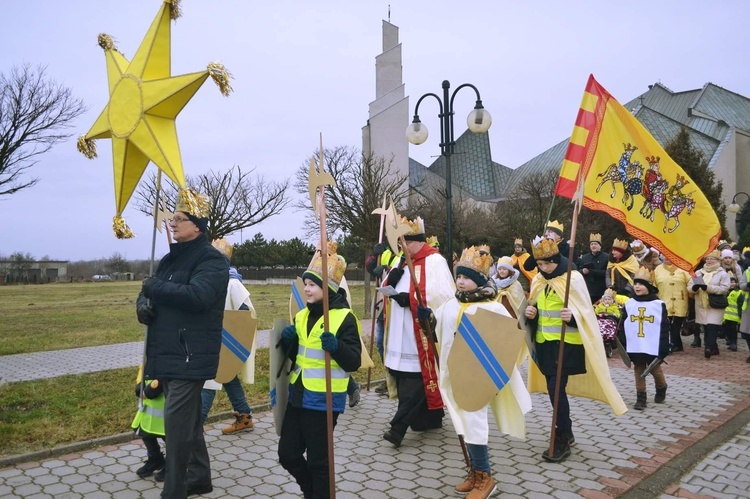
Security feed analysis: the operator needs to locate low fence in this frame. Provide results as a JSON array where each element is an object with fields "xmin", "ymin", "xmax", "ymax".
[{"xmin": 237, "ymin": 267, "xmax": 366, "ymax": 282}]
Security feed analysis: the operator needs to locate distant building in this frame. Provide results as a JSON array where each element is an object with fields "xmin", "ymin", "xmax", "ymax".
[
  {"xmin": 0, "ymin": 260, "xmax": 69, "ymax": 284},
  {"xmin": 364, "ymin": 21, "xmax": 750, "ymax": 239}
]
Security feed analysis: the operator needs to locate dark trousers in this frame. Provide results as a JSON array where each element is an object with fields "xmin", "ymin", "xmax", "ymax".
[
  {"xmin": 722, "ymin": 321, "xmax": 739, "ymax": 346},
  {"xmin": 669, "ymin": 316, "xmax": 684, "ymax": 349},
  {"xmin": 162, "ymin": 379, "xmax": 210, "ymax": 498},
  {"xmin": 278, "ymin": 405, "xmax": 339, "ymax": 499},
  {"xmin": 389, "ymin": 373, "xmax": 443, "ymax": 437},
  {"xmin": 545, "ymin": 375, "xmax": 571, "ymax": 434},
  {"xmin": 142, "ymin": 434, "xmax": 164, "ymax": 459},
  {"xmin": 704, "ymin": 323, "xmax": 721, "ymax": 352}
]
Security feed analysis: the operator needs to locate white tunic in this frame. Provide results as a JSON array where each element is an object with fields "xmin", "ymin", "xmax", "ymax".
[{"xmin": 622, "ymin": 299, "xmax": 664, "ymax": 356}]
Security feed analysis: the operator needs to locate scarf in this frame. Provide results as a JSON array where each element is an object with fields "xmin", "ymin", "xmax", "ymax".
[
  {"xmin": 703, "ymin": 260, "xmax": 720, "ymax": 273},
  {"xmin": 493, "ymin": 268, "xmax": 520, "ymax": 290},
  {"xmin": 456, "ymin": 279, "xmax": 498, "ymax": 303},
  {"xmin": 607, "ymin": 255, "xmax": 639, "ymax": 286}
]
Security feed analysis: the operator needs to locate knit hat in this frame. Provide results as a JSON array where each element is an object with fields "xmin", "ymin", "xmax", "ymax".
[
  {"xmin": 496, "ymin": 256, "xmax": 515, "ymax": 273},
  {"xmin": 602, "ymin": 288, "xmax": 617, "ymax": 301},
  {"xmin": 721, "ymin": 249, "xmax": 734, "ymax": 259},
  {"xmin": 455, "ymin": 246, "xmax": 492, "ymax": 287}
]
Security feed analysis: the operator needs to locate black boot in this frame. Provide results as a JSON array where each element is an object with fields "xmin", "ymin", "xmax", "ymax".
[
  {"xmin": 541, "ymin": 433, "xmax": 571, "ymax": 462},
  {"xmin": 634, "ymin": 391, "xmax": 647, "ymax": 410},
  {"xmin": 690, "ymin": 334, "xmax": 701, "ymax": 347},
  {"xmin": 654, "ymin": 386, "xmax": 667, "ymax": 404}
]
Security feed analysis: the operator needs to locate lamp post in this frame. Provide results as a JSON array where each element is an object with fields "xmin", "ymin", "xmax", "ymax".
[
  {"xmin": 727, "ymin": 191, "xmax": 750, "ymax": 238},
  {"xmin": 405, "ymin": 80, "xmax": 492, "ymax": 268}
]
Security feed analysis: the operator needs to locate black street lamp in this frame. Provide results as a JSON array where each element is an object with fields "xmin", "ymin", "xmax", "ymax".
[
  {"xmin": 405, "ymin": 80, "xmax": 492, "ymax": 268},
  {"xmin": 727, "ymin": 191, "xmax": 750, "ymax": 236}
]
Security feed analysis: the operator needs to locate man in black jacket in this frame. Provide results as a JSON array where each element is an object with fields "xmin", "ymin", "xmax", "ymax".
[
  {"xmin": 578, "ymin": 233, "xmax": 609, "ymax": 304},
  {"xmin": 137, "ymin": 190, "xmax": 229, "ymax": 498}
]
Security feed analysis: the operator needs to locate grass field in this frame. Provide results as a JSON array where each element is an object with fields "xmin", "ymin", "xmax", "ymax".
[{"xmin": 0, "ymin": 281, "xmax": 380, "ymax": 458}]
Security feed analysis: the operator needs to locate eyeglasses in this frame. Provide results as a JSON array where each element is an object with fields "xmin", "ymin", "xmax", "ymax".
[{"xmin": 170, "ymin": 216, "xmax": 191, "ymax": 224}]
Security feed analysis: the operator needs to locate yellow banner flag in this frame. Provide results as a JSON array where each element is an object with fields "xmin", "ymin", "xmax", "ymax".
[{"xmin": 555, "ymin": 75, "xmax": 721, "ymax": 272}]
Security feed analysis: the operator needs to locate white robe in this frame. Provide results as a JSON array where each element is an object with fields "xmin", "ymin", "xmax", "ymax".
[{"xmin": 436, "ymin": 298, "xmax": 532, "ymax": 443}]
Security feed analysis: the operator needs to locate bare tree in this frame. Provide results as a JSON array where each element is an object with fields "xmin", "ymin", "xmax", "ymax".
[
  {"xmin": 135, "ymin": 165, "xmax": 290, "ymax": 241},
  {"xmin": 0, "ymin": 65, "xmax": 87, "ymax": 196}
]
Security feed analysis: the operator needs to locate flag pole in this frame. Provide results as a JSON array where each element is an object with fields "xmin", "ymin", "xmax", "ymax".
[
  {"xmin": 316, "ymin": 135, "xmax": 336, "ymax": 498},
  {"xmin": 366, "ymin": 193, "xmax": 388, "ymax": 391},
  {"xmin": 547, "ymin": 179, "xmax": 583, "ymax": 458}
]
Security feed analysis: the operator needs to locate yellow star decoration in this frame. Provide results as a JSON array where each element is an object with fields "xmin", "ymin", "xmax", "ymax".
[{"xmin": 78, "ymin": 0, "xmax": 232, "ymax": 238}]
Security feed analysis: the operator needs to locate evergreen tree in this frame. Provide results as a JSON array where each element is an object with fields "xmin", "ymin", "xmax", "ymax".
[{"xmin": 664, "ymin": 127, "xmax": 727, "ymax": 239}]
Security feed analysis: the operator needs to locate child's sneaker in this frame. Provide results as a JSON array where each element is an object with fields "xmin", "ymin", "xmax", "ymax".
[{"xmin": 136, "ymin": 454, "xmax": 165, "ymax": 478}]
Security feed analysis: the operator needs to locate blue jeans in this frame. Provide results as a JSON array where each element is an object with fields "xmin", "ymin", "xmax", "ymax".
[
  {"xmin": 375, "ymin": 316, "xmax": 385, "ymax": 362},
  {"xmin": 200, "ymin": 376, "xmax": 252, "ymax": 424},
  {"xmin": 466, "ymin": 443, "xmax": 490, "ymax": 472}
]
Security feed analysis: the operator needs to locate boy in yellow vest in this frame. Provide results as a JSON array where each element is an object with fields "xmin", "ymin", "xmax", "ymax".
[
  {"xmin": 722, "ymin": 274, "xmax": 743, "ymax": 352},
  {"xmin": 131, "ymin": 365, "xmax": 165, "ymax": 478},
  {"xmin": 277, "ymin": 248, "xmax": 362, "ymax": 499}
]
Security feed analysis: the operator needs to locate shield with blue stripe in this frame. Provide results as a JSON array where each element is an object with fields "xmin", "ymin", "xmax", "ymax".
[
  {"xmin": 447, "ymin": 307, "xmax": 525, "ymax": 412},
  {"xmin": 215, "ymin": 310, "xmax": 257, "ymax": 383},
  {"xmin": 289, "ymin": 277, "xmax": 306, "ymax": 321}
]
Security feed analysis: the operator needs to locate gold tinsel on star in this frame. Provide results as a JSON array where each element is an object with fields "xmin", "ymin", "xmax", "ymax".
[
  {"xmin": 169, "ymin": 0, "xmax": 182, "ymax": 20},
  {"xmin": 97, "ymin": 33, "xmax": 117, "ymax": 51},
  {"xmin": 207, "ymin": 62, "xmax": 233, "ymax": 97},
  {"xmin": 113, "ymin": 215, "xmax": 135, "ymax": 239},
  {"xmin": 77, "ymin": 135, "xmax": 98, "ymax": 159}
]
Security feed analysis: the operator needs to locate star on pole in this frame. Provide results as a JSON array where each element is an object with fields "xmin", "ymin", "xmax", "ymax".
[{"xmin": 77, "ymin": 0, "xmax": 232, "ymax": 238}]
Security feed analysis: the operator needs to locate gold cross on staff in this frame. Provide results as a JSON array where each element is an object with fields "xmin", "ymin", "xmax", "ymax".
[{"xmin": 630, "ymin": 307, "xmax": 655, "ymax": 337}]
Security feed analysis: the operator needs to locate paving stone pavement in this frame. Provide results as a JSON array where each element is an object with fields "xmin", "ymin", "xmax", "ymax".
[{"xmin": 3, "ymin": 339, "xmax": 750, "ymax": 498}]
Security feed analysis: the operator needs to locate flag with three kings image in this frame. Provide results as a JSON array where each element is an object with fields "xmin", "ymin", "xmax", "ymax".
[{"xmin": 554, "ymin": 74, "xmax": 721, "ymax": 273}]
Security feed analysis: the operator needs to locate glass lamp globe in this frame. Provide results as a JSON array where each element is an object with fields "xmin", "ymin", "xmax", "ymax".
[
  {"xmin": 467, "ymin": 108, "xmax": 492, "ymax": 134},
  {"xmin": 728, "ymin": 203, "xmax": 740, "ymax": 214},
  {"xmin": 406, "ymin": 121, "xmax": 429, "ymax": 145}
]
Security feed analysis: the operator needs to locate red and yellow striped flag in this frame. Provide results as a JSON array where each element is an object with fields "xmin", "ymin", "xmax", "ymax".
[{"xmin": 555, "ymin": 75, "xmax": 721, "ymax": 272}]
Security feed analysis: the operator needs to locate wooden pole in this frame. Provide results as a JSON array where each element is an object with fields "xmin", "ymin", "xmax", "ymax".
[
  {"xmin": 316, "ymin": 135, "xmax": 336, "ymax": 498},
  {"xmin": 547, "ymin": 195, "xmax": 581, "ymax": 458},
  {"xmin": 366, "ymin": 195, "xmax": 388, "ymax": 390}
]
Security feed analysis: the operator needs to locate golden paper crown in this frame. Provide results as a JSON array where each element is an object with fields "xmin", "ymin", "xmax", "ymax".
[
  {"xmin": 589, "ymin": 233, "xmax": 602, "ymax": 244},
  {"xmin": 602, "ymin": 288, "xmax": 617, "ymax": 300},
  {"xmin": 612, "ymin": 238, "xmax": 629, "ymax": 251},
  {"xmin": 400, "ymin": 216, "xmax": 425, "ymax": 236},
  {"xmin": 705, "ymin": 250, "xmax": 721, "ymax": 260},
  {"xmin": 514, "ymin": 238, "xmax": 523, "ymax": 246},
  {"xmin": 175, "ymin": 188, "xmax": 210, "ymax": 218},
  {"xmin": 630, "ymin": 239, "xmax": 645, "ymax": 253},
  {"xmin": 545, "ymin": 220, "xmax": 564, "ymax": 235},
  {"xmin": 478, "ymin": 244, "xmax": 491, "ymax": 255},
  {"xmin": 314, "ymin": 240, "xmax": 338, "ymax": 255},
  {"xmin": 532, "ymin": 235, "xmax": 559, "ymax": 260},
  {"xmin": 456, "ymin": 246, "xmax": 493, "ymax": 278},
  {"xmin": 426, "ymin": 235, "xmax": 439, "ymax": 248},
  {"xmin": 634, "ymin": 266, "xmax": 654, "ymax": 285},
  {"xmin": 305, "ymin": 250, "xmax": 346, "ymax": 290},
  {"xmin": 211, "ymin": 238, "xmax": 233, "ymax": 259},
  {"xmin": 717, "ymin": 240, "xmax": 731, "ymax": 250},
  {"xmin": 743, "ymin": 246, "xmax": 750, "ymax": 254}
]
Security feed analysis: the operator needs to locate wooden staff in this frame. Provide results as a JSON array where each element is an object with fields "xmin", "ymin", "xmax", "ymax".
[
  {"xmin": 366, "ymin": 194, "xmax": 388, "ymax": 390},
  {"xmin": 547, "ymin": 182, "xmax": 582, "ymax": 458},
  {"xmin": 315, "ymin": 135, "xmax": 336, "ymax": 498}
]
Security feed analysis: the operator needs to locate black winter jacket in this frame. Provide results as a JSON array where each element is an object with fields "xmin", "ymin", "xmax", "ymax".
[
  {"xmin": 578, "ymin": 250, "xmax": 609, "ymax": 302},
  {"xmin": 139, "ymin": 234, "xmax": 229, "ymax": 380}
]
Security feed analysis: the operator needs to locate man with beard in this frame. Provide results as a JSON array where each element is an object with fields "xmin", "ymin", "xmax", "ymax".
[{"xmin": 578, "ymin": 233, "xmax": 609, "ymax": 304}]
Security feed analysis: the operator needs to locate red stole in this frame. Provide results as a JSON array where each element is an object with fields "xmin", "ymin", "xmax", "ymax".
[{"xmin": 406, "ymin": 244, "xmax": 444, "ymax": 410}]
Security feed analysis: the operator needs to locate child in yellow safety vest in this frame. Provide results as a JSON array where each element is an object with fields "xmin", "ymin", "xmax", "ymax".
[
  {"xmin": 722, "ymin": 275, "xmax": 743, "ymax": 351},
  {"xmin": 131, "ymin": 365, "xmax": 165, "ymax": 479}
]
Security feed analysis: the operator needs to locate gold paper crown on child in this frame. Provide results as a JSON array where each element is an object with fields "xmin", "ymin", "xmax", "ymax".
[
  {"xmin": 589, "ymin": 233, "xmax": 602, "ymax": 243},
  {"xmin": 603, "ymin": 288, "xmax": 617, "ymax": 300},
  {"xmin": 457, "ymin": 246, "xmax": 493, "ymax": 278},
  {"xmin": 630, "ymin": 239, "xmax": 645, "ymax": 253},
  {"xmin": 706, "ymin": 249, "xmax": 721, "ymax": 259},
  {"xmin": 612, "ymin": 238, "xmax": 629, "ymax": 251},
  {"xmin": 306, "ymin": 249, "xmax": 346, "ymax": 290},
  {"xmin": 400, "ymin": 216, "xmax": 425, "ymax": 236},
  {"xmin": 478, "ymin": 244, "xmax": 491, "ymax": 255},
  {"xmin": 211, "ymin": 238, "xmax": 233, "ymax": 259},
  {"xmin": 545, "ymin": 220, "xmax": 564, "ymax": 234},
  {"xmin": 532, "ymin": 235, "xmax": 559, "ymax": 260},
  {"xmin": 175, "ymin": 188, "xmax": 210, "ymax": 218},
  {"xmin": 514, "ymin": 238, "xmax": 524, "ymax": 246},
  {"xmin": 426, "ymin": 235, "xmax": 439, "ymax": 248},
  {"xmin": 634, "ymin": 266, "xmax": 654, "ymax": 284},
  {"xmin": 743, "ymin": 246, "xmax": 750, "ymax": 254}
]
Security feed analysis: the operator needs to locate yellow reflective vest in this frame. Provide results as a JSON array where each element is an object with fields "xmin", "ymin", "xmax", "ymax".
[
  {"xmin": 724, "ymin": 289, "xmax": 742, "ymax": 323},
  {"xmin": 536, "ymin": 287, "xmax": 582, "ymax": 345},
  {"xmin": 131, "ymin": 381, "xmax": 165, "ymax": 437}
]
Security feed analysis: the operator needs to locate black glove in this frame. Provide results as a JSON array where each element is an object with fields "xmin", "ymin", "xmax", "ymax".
[
  {"xmin": 417, "ymin": 305, "xmax": 432, "ymax": 321},
  {"xmin": 386, "ymin": 267, "xmax": 404, "ymax": 287},
  {"xmin": 142, "ymin": 277, "xmax": 157, "ymax": 298},
  {"xmin": 392, "ymin": 292, "xmax": 411, "ymax": 308},
  {"xmin": 281, "ymin": 324, "xmax": 297, "ymax": 346},
  {"xmin": 373, "ymin": 243, "xmax": 386, "ymax": 256},
  {"xmin": 137, "ymin": 301, "xmax": 156, "ymax": 325},
  {"xmin": 700, "ymin": 284, "xmax": 708, "ymax": 291},
  {"xmin": 320, "ymin": 331, "xmax": 339, "ymax": 353},
  {"xmin": 372, "ymin": 265, "xmax": 385, "ymax": 278}
]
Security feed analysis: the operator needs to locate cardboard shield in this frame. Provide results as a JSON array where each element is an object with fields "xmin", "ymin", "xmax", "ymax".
[
  {"xmin": 448, "ymin": 308, "xmax": 525, "ymax": 412},
  {"xmin": 270, "ymin": 318, "xmax": 292, "ymax": 436},
  {"xmin": 215, "ymin": 310, "xmax": 257, "ymax": 383}
]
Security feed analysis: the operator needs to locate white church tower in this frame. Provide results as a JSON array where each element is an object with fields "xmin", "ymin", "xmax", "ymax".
[{"xmin": 362, "ymin": 20, "xmax": 409, "ymax": 182}]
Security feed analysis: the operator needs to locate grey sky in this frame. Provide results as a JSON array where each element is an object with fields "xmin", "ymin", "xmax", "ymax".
[{"xmin": 2, "ymin": 0, "xmax": 749, "ymax": 261}]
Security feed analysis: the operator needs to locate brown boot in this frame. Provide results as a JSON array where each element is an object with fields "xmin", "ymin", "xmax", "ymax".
[
  {"xmin": 467, "ymin": 471, "xmax": 496, "ymax": 499},
  {"xmin": 222, "ymin": 412, "xmax": 253, "ymax": 434},
  {"xmin": 454, "ymin": 468, "xmax": 476, "ymax": 493}
]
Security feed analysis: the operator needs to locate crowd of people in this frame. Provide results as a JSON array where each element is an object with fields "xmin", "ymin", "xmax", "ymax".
[{"xmin": 130, "ymin": 198, "xmax": 749, "ymax": 498}]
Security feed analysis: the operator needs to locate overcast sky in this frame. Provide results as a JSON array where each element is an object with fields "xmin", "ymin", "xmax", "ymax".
[{"xmin": 2, "ymin": 0, "xmax": 749, "ymax": 262}]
